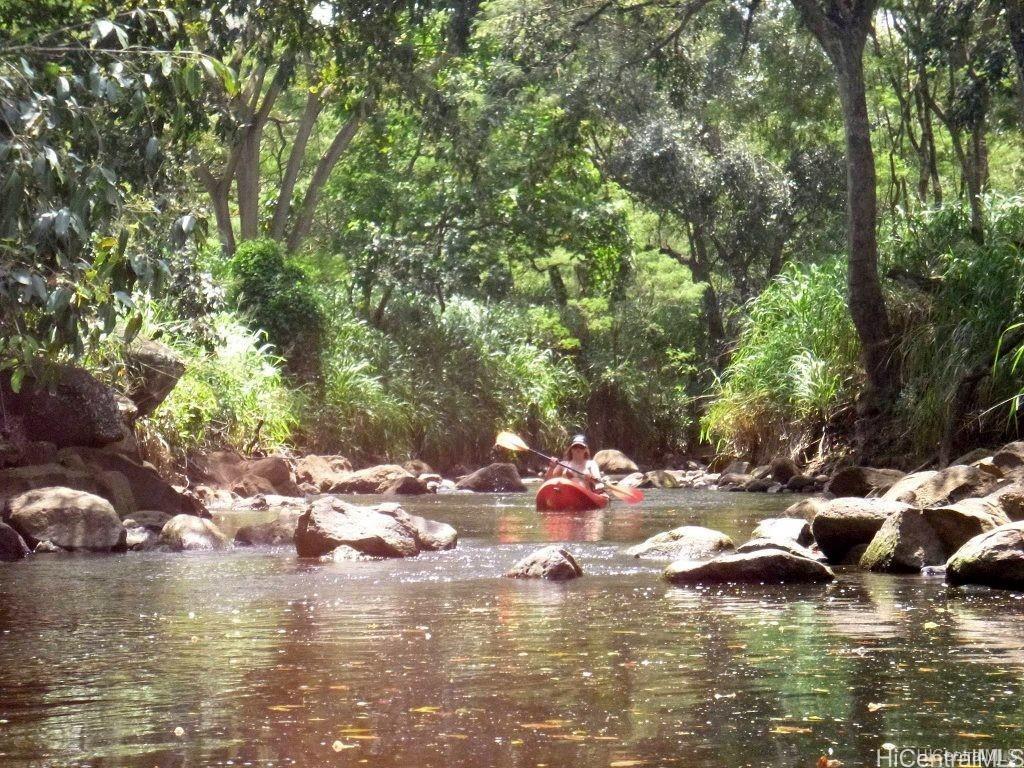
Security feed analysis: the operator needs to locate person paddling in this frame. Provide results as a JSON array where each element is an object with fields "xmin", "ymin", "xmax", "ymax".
[{"xmin": 545, "ymin": 434, "xmax": 604, "ymax": 492}]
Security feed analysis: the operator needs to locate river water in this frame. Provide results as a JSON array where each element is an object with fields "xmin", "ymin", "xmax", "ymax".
[{"xmin": 2, "ymin": 488, "xmax": 1024, "ymax": 768}]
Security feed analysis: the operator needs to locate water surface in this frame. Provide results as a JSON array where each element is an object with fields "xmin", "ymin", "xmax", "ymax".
[{"xmin": 2, "ymin": 489, "xmax": 1024, "ymax": 768}]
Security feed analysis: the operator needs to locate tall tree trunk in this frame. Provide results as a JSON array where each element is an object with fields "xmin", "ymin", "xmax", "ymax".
[
  {"xmin": 1006, "ymin": 0, "xmax": 1024, "ymax": 126},
  {"xmin": 270, "ymin": 89, "xmax": 324, "ymax": 241},
  {"xmin": 792, "ymin": 0, "xmax": 897, "ymax": 401}
]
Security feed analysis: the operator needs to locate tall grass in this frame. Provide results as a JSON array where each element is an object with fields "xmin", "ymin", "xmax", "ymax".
[{"xmin": 702, "ymin": 257, "xmax": 862, "ymax": 458}]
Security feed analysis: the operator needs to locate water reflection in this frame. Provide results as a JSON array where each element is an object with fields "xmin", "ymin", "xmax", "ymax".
[{"xmin": 4, "ymin": 490, "xmax": 1024, "ymax": 767}]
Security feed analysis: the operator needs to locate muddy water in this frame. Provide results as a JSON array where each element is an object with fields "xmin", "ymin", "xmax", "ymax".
[{"xmin": 2, "ymin": 489, "xmax": 1024, "ymax": 768}]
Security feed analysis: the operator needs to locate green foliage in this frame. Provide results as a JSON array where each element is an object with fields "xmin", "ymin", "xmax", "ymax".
[
  {"xmin": 229, "ymin": 239, "xmax": 324, "ymax": 376},
  {"xmin": 891, "ymin": 195, "xmax": 1024, "ymax": 453},
  {"xmin": 146, "ymin": 313, "xmax": 299, "ymax": 461},
  {"xmin": 703, "ymin": 258, "xmax": 861, "ymax": 456}
]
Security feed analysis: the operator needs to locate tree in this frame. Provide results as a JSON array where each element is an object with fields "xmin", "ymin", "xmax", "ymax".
[{"xmin": 790, "ymin": 0, "xmax": 896, "ymax": 402}]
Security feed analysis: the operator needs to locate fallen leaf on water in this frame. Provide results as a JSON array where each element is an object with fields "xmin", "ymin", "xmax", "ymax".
[
  {"xmin": 957, "ymin": 732, "xmax": 992, "ymax": 739},
  {"xmin": 610, "ymin": 761, "xmax": 646, "ymax": 767},
  {"xmin": 918, "ymin": 668, "xmax": 937, "ymax": 673},
  {"xmin": 520, "ymin": 721, "xmax": 568, "ymax": 729},
  {"xmin": 268, "ymin": 705, "xmax": 300, "ymax": 712},
  {"xmin": 328, "ymin": 685, "xmax": 350, "ymax": 691},
  {"xmin": 332, "ymin": 741, "xmax": 357, "ymax": 752},
  {"xmin": 411, "ymin": 706, "xmax": 441, "ymax": 714},
  {"xmin": 772, "ymin": 726, "xmax": 812, "ymax": 734},
  {"xmin": 923, "ymin": 621, "xmax": 939, "ymax": 630}
]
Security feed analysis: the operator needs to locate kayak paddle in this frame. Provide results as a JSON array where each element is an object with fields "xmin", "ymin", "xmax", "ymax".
[{"xmin": 494, "ymin": 431, "xmax": 645, "ymax": 505}]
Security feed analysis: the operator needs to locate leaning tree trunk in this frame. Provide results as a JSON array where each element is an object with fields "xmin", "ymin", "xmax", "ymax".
[{"xmin": 792, "ymin": 0, "xmax": 897, "ymax": 403}]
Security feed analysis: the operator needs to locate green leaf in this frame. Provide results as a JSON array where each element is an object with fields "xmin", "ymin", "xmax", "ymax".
[
  {"xmin": 10, "ymin": 367, "xmax": 25, "ymax": 394},
  {"xmin": 91, "ymin": 19, "xmax": 114, "ymax": 47},
  {"xmin": 123, "ymin": 313, "xmax": 143, "ymax": 343}
]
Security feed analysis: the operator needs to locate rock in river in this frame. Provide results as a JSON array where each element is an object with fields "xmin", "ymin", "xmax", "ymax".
[
  {"xmin": 751, "ymin": 517, "xmax": 813, "ymax": 546},
  {"xmin": 625, "ymin": 525, "xmax": 734, "ymax": 561},
  {"xmin": 664, "ymin": 549, "xmax": 835, "ymax": 585},
  {"xmin": 946, "ymin": 522, "xmax": 1024, "ymax": 591},
  {"xmin": 594, "ymin": 449, "xmax": 639, "ymax": 475},
  {"xmin": 826, "ymin": 466, "xmax": 905, "ymax": 497},
  {"xmin": 293, "ymin": 498, "xmax": 456, "ymax": 559},
  {"xmin": 736, "ymin": 537, "xmax": 826, "ymax": 562},
  {"xmin": 454, "ymin": 463, "xmax": 526, "ymax": 493},
  {"xmin": 810, "ymin": 498, "xmax": 912, "ymax": 563},
  {"xmin": 6, "ymin": 487, "xmax": 126, "ymax": 552},
  {"xmin": 159, "ymin": 515, "xmax": 230, "ymax": 551},
  {"xmin": 505, "ymin": 545, "xmax": 583, "ymax": 580},
  {"xmin": 234, "ymin": 510, "xmax": 303, "ymax": 546}
]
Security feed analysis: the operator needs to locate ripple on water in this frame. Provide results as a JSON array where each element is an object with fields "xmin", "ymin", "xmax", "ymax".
[{"xmin": 2, "ymin": 489, "xmax": 1024, "ymax": 767}]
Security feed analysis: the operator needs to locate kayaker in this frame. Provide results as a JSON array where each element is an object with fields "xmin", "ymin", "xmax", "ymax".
[{"xmin": 545, "ymin": 434, "xmax": 604, "ymax": 492}]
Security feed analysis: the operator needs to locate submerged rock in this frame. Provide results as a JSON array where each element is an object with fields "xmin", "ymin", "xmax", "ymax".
[
  {"xmin": 293, "ymin": 498, "xmax": 456, "ymax": 558},
  {"xmin": 810, "ymin": 498, "xmax": 912, "ymax": 563},
  {"xmin": 454, "ymin": 463, "xmax": 526, "ymax": 493},
  {"xmin": 664, "ymin": 549, "xmax": 835, "ymax": 584},
  {"xmin": 7, "ymin": 487, "xmax": 125, "ymax": 552},
  {"xmin": 0, "ymin": 521, "xmax": 30, "ymax": 561},
  {"xmin": 234, "ymin": 510, "xmax": 303, "ymax": 546},
  {"xmin": 625, "ymin": 525, "xmax": 734, "ymax": 561},
  {"xmin": 159, "ymin": 515, "xmax": 230, "ymax": 551},
  {"xmin": 826, "ymin": 467, "xmax": 905, "ymax": 498},
  {"xmin": 751, "ymin": 517, "xmax": 813, "ymax": 546},
  {"xmin": 594, "ymin": 449, "xmax": 639, "ymax": 475},
  {"xmin": 946, "ymin": 522, "xmax": 1024, "ymax": 590},
  {"xmin": 505, "ymin": 545, "xmax": 583, "ymax": 580}
]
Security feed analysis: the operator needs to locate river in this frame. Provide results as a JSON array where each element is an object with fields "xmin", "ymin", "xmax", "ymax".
[{"xmin": 2, "ymin": 489, "xmax": 1024, "ymax": 767}]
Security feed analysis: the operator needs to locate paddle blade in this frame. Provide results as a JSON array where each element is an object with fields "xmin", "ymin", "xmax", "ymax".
[
  {"xmin": 495, "ymin": 431, "xmax": 530, "ymax": 452},
  {"xmin": 606, "ymin": 482, "xmax": 644, "ymax": 505}
]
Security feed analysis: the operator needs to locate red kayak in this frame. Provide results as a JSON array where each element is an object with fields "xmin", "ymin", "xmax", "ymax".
[{"xmin": 535, "ymin": 477, "xmax": 609, "ymax": 511}]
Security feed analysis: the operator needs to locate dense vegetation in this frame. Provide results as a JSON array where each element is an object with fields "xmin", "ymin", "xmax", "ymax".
[{"xmin": 3, "ymin": 0, "xmax": 1024, "ymax": 471}]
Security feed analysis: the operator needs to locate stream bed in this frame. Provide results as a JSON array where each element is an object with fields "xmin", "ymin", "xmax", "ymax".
[{"xmin": 2, "ymin": 489, "xmax": 1024, "ymax": 767}]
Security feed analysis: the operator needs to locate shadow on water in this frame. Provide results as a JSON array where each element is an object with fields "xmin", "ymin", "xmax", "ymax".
[{"xmin": 3, "ymin": 489, "xmax": 1024, "ymax": 767}]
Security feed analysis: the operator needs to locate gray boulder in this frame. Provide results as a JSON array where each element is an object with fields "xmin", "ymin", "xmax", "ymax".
[
  {"xmin": 594, "ymin": 449, "xmax": 639, "ymax": 475},
  {"xmin": 625, "ymin": 525, "xmax": 734, "ymax": 561},
  {"xmin": 6, "ymin": 487, "xmax": 125, "ymax": 551},
  {"xmin": 810, "ymin": 498, "xmax": 912, "ymax": 562},
  {"xmin": 946, "ymin": 522, "xmax": 1024, "ymax": 590},
  {"xmin": 121, "ymin": 338, "xmax": 185, "ymax": 417},
  {"xmin": 664, "ymin": 549, "xmax": 835, "ymax": 584},
  {"xmin": 645, "ymin": 469, "xmax": 681, "ymax": 489},
  {"xmin": 1, "ymin": 364, "xmax": 125, "ymax": 448},
  {"xmin": 0, "ymin": 521, "xmax": 29, "ymax": 561},
  {"xmin": 329, "ymin": 464, "xmax": 417, "ymax": 494},
  {"xmin": 859, "ymin": 509, "xmax": 948, "ymax": 573},
  {"xmin": 505, "ymin": 545, "xmax": 583, "ymax": 580},
  {"xmin": 293, "ymin": 498, "xmax": 456, "ymax": 558},
  {"xmin": 826, "ymin": 466, "xmax": 905, "ymax": 497},
  {"xmin": 383, "ymin": 475, "xmax": 428, "ymax": 495},
  {"xmin": 993, "ymin": 442, "xmax": 1024, "ymax": 472},
  {"xmin": 984, "ymin": 482, "xmax": 1024, "ymax": 521},
  {"xmin": 884, "ymin": 465, "xmax": 1001, "ymax": 508},
  {"xmin": 159, "ymin": 515, "xmax": 230, "ymax": 551},
  {"xmin": 455, "ymin": 463, "xmax": 526, "ymax": 493},
  {"xmin": 751, "ymin": 517, "xmax": 813, "ymax": 546},
  {"xmin": 125, "ymin": 526, "xmax": 160, "ymax": 551}
]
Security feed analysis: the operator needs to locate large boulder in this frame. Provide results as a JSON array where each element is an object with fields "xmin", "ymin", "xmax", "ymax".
[
  {"xmin": 859, "ymin": 509, "xmax": 948, "ymax": 573},
  {"xmin": 664, "ymin": 549, "xmax": 835, "ymax": 584},
  {"xmin": 985, "ymin": 482, "xmax": 1024, "ymax": 521},
  {"xmin": 883, "ymin": 465, "xmax": 1000, "ymax": 508},
  {"xmin": 0, "ymin": 463, "xmax": 130, "ymax": 515},
  {"xmin": 716, "ymin": 472, "xmax": 755, "ymax": 489},
  {"xmin": 625, "ymin": 525, "xmax": 734, "ymax": 561},
  {"xmin": 0, "ymin": 521, "xmax": 29, "ymax": 561},
  {"xmin": 993, "ymin": 442, "xmax": 1024, "ymax": 472},
  {"xmin": 293, "ymin": 498, "xmax": 456, "ymax": 558},
  {"xmin": 751, "ymin": 517, "xmax": 813, "ymax": 546},
  {"xmin": 57, "ymin": 447, "xmax": 204, "ymax": 517},
  {"xmin": 645, "ymin": 469, "xmax": 682, "ymax": 489},
  {"xmin": 594, "ymin": 449, "xmax": 639, "ymax": 475},
  {"xmin": 505, "ymin": 545, "xmax": 583, "ymax": 580},
  {"xmin": 825, "ymin": 466, "xmax": 905, "ymax": 498},
  {"xmin": 329, "ymin": 464, "xmax": 416, "ymax": 494},
  {"xmin": 946, "ymin": 522, "xmax": 1024, "ymax": 590},
  {"xmin": 237, "ymin": 456, "xmax": 300, "ymax": 497},
  {"xmin": 383, "ymin": 475, "xmax": 428, "ymax": 495},
  {"xmin": 159, "ymin": 515, "xmax": 230, "ymax": 551},
  {"xmin": 6, "ymin": 487, "xmax": 125, "ymax": 551},
  {"xmin": 294, "ymin": 454, "xmax": 351, "ymax": 492},
  {"xmin": 782, "ymin": 496, "xmax": 829, "ymax": 519},
  {"xmin": 810, "ymin": 498, "xmax": 913, "ymax": 562},
  {"xmin": 454, "ymin": 463, "xmax": 526, "ymax": 493},
  {"xmin": 1, "ymin": 365, "xmax": 125, "ymax": 448},
  {"xmin": 121, "ymin": 338, "xmax": 185, "ymax": 417}
]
